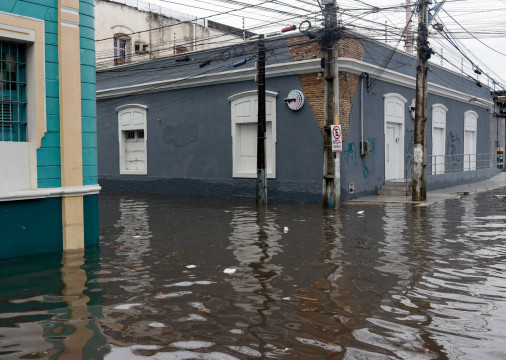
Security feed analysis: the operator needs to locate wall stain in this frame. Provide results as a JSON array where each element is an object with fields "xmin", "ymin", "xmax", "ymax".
[
  {"xmin": 447, "ymin": 131, "xmax": 461, "ymax": 171},
  {"xmin": 345, "ymin": 143, "xmax": 359, "ymax": 168},
  {"xmin": 162, "ymin": 122, "xmax": 199, "ymax": 147}
]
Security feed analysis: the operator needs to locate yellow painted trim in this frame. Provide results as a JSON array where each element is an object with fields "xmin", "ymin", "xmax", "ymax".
[
  {"xmin": 58, "ymin": 2, "xmax": 83, "ymax": 188},
  {"xmin": 60, "ymin": 11, "xmax": 79, "ymax": 26},
  {"xmin": 62, "ymin": 196, "xmax": 85, "ymax": 250},
  {"xmin": 59, "ymin": 1, "xmax": 85, "ymax": 248},
  {"xmin": 0, "ymin": 13, "xmax": 46, "ymax": 149},
  {"xmin": 60, "ymin": 0, "xmax": 79, "ymax": 10}
]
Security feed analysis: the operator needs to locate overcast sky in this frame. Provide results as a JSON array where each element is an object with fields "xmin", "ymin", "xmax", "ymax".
[{"xmin": 145, "ymin": 0, "xmax": 506, "ymax": 89}]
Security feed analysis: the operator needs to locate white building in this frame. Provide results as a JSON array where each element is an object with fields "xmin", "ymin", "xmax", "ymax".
[{"xmin": 95, "ymin": 0, "xmax": 250, "ymax": 69}]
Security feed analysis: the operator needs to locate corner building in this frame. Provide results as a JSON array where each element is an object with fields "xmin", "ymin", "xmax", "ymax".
[{"xmin": 0, "ymin": 0, "xmax": 100, "ymax": 259}]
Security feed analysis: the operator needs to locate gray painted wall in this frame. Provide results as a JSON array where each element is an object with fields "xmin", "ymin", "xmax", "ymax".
[
  {"xmin": 97, "ymin": 75, "xmax": 324, "ymax": 201},
  {"xmin": 341, "ymin": 77, "xmax": 497, "ymax": 201},
  {"xmin": 362, "ymin": 41, "xmax": 492, "ymax": 101}
]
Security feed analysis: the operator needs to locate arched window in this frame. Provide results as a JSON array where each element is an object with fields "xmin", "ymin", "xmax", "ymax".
[
  {"xmin": 431, "ymin": 104, "xmax": 447, "ymax": 174},
  {"xmin": 116, "ymin": 104, "xmax": 148, "ymax": 174},
  {"xmin": 114, "ymin": 33, "xmax": 130, "ymax": 65},
  {"xmin": 228, "ymin": 90, "xmax": 278, "ymax": 178},
  {"xmin": 464, "ymin": 110, "xmax": 478, "ymax": 171}
]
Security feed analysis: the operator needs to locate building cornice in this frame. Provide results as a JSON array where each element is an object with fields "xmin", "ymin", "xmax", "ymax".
[
  {"xmin": 0, "ymin": 185, "xmax": 102, "ymax": 202},
  {"xmin": 97, "ymin": 57, "xmax": 492, "ymax": 108}
]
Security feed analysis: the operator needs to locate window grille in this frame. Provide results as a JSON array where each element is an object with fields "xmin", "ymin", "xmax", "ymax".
[{"xmin": 0, "ymin": 41, "xmax": 26, "ymax": 142}]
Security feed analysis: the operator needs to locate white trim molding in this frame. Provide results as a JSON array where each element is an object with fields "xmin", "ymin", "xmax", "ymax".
[
  {"xmin": 0, "ymin": 185, "xmax": 102, "ymax": 202},
  {"xmin": 228, "ymin": 90, "xmax": 279, "ymax": 102},
  {"xmin": 116, "ymin": 103, "xmax": 148, "ymax": 112},
  {"xmin": 97, "ymin": 57, "xmax": 493, "ymax": 109}
]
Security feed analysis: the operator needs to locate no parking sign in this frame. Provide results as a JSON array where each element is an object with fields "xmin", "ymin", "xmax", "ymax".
[{"xmin": 331, "ymin": 124, "xmax": 342, "ymax": 152}]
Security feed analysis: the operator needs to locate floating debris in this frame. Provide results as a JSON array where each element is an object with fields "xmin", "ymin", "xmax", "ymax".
[
  {"xmin": 186, "ymin": 265, "xmax": 197, "ymax": 269},
  {"xmin": 284, "ymin": 226, "xmax": 289, "ymax": 233},
  {"xmin": 357, "ymin": 210, "xmax": 364, "ymax": 215},
  {"xmin": 224, "ymin": 267, "xmax": 237, "ymax": 274},
  {"xmin": 113, "ymin": 303, "xmax": 142, "ymax": 310},
  {"xmin": 148, "ymin": 322, "xmax": 167, "ymax": 328},
  {"xmin": 154, "ymin": 291, "xmax": 192, "ymax": 299}
]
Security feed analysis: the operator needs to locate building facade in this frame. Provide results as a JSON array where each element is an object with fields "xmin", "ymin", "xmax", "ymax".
[
  {"xmin": 95, "ymin": 0, "xmax": 248, "ymax": 70},
  {"xmin": 96, "ymin": 32, "xmax": 499, "ymax": 202},
  {"xmin": 0, "ymin": 0, "xmax": 100, "ymax": 259}
]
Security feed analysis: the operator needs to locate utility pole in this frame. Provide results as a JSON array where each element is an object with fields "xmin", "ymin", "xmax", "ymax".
[
  {"xmin": 322, "ymin": 0, "xmax": 340, "ymax": 208},
  {"xmin": 412, "ymin": 0, "xmax": 432, "ymax": 201},
  {"xmin": 256, "ymin": 34, "xmax": 267, "ymax": 205},
  {"xmin": 405, "ymin": 0, "xmax": 412, "ymax": 53}
]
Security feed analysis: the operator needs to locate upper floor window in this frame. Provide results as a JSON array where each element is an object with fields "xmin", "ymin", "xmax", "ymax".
[
  {"xmin": 114, "ymin": 33, "xmax": 130, "ymax": 66},
  {"xmin": 0, "ymin": 41, "xmax": 26, "ymax": 142}
]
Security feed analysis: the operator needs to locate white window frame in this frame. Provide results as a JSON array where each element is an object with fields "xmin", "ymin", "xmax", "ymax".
[
  {"xmin": 464, "ymin": 110, "xmax": 478, "ymax": 171},
  {"xmin": 116, "ymin": 104, "xmax": 148, "ymax": 175},
  {"xmin": 431, "ymin": 104, "xmax": 448, "ymax": 175},
  {"xmin": 228, "ymin": 90, "xmax": 278, "ymax": 178},
  {"xmin": 0, "ymin": 13, "xmax": 46, "ymax": 192}
]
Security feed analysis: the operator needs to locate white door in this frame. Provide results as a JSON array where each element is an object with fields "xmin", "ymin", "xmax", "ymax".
[
  {"xmin": 464, "ymin": 130, "xmax": 476, "ymax": 171},
  {"xmin": 385, "ymin": 122, "xmax": 403, "ymax": 180},
  {"xmin": 433, "ymin": 127, "xmax": 445, "ymax": 174},
  {"xmin": 384, "ymin": 93, "xmax": 406, "ymax": 181}
]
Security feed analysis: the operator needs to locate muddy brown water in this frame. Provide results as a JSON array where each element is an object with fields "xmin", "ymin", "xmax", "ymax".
[{"xmin": 1, "ymin": 188, "xmax": 506, "ymax": 359}]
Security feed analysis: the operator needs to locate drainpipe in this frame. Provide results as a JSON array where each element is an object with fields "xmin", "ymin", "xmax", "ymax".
[
  {"xmin": 361, "ymin": 73, "xmax": 364, "ymax": 156},
  {"xmin": 360, "ymin": 72, "xmax": 369, "ymax": 156}
]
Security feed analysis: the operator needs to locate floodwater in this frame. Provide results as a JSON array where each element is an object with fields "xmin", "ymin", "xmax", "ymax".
[{"xmin": 1, "ymin": 189, "xmax": 506, "ymax": 359}]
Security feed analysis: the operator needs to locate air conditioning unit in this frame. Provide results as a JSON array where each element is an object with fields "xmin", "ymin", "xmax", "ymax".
[{"xmin": 134, "ymin": 43, "xmax": 149, "ymax": 55}]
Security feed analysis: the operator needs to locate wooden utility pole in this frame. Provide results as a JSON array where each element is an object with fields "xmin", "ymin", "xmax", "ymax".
[
  {"xmin": 322, "ymin": 0, "xmax": 340, "ymax": 208},
  {"xmin": 412, "ymin": 0, "xmax": 431, "ymax": 201},
  {"xmin": 256, "ymin": 34, "xmax": 267, "ymax": 205}
]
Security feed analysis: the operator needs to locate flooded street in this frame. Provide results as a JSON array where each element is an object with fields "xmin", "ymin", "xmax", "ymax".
[{"xmin": 1, "ymin": 189, "xmax": 506, "ymax": 359}]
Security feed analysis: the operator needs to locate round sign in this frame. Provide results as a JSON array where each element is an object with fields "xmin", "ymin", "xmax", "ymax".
[
  {"xmin": 286, "ymin": 90, "xmax": 305, "ymax": 111},
  {"xmin": 333, "ymin": 126, "xmax": 341, "ymax": 140}
]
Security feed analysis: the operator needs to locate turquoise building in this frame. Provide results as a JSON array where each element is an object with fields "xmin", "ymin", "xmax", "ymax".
[{"xmin": 0, "ymin": 0, "xmax": 99, "ymax": 259}]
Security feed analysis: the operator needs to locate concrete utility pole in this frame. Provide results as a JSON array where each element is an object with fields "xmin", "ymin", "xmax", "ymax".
[
  {"xmin": 322, "ymin": 0, "xmax": 340, "ymax": 208},
  {"xmin": 405, "ymin": 0, "xmax": 412, "ymax": 53},
  {"xmin": 256, "ymin": 34, "xmax": 267, "ymax": 205},
  {"xmin": 412, "ymin": 0, "xmax": 432, "ymax": 201}
]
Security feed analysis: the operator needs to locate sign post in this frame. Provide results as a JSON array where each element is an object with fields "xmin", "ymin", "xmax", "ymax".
[{"xmin": 331, "ymin": 124, "xmax": 342, "ymax": 152}]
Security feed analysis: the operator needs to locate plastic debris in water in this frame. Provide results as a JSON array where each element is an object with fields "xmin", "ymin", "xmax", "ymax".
[
  {"xmin": 186, "ymin": 265, "xmax": 197, "ymax": 269},
  {"xmin": 113, "ymin": 303, "xmax": 142, "ymax": 310},
  {"xmin": 284, "ymin": 227, "xmax": 289, "ymax": 233},
  {"xmin": 357, "ymin": 210, "xmax": 364, "ymax": 215},
  {"xmin": 148, "ymin": 322, "xmax": 167, "ymax": 328},
  {"xmin": 223, "ymin": 267, "xmax": 237, "ymax": 274}
]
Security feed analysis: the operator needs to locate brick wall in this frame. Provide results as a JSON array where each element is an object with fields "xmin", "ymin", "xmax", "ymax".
[{"xmin": 286, "ymin": 35, "xmax": 364, "ymax": 140}]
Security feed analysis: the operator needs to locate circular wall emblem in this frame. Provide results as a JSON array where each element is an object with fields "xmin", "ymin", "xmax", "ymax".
[{"xmin": 285, "ymin": 90, "xmax": 305, "ymax": 111}]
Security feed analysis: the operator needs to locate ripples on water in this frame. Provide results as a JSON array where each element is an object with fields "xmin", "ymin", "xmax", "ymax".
[{"xmin": 0, "ymin": 189, "xmax": 506, "ymax": 359}]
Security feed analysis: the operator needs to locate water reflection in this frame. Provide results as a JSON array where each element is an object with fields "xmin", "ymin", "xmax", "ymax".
[
  {"xmin": 1, "ymin": 188, "xmax": 506, "ymax": 359},
  {"xmin": 0, "ymin": 248, "xmax": 106, "ymax": 359}
]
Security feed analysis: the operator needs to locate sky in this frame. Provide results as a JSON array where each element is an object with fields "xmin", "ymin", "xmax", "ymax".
[{"xmin": 144, "ymin": 0, "xmax": 506, "ymax": 90}]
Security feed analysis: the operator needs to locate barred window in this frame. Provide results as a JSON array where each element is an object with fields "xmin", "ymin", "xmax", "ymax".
[{"xmin": 0, "ymin": 41, "xmax": 26, "ymax": 142}]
